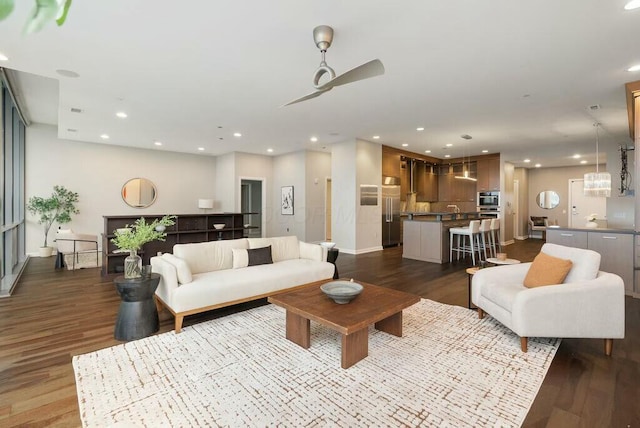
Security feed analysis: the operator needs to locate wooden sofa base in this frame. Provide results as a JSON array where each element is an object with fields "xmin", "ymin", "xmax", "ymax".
[
  {"xmin": 476, "ymin": 308, "xmax": 615, "ymax": 356},
  {"xmin": 154, "ymin": 279, "xmax": 331, "ymax": 333}
]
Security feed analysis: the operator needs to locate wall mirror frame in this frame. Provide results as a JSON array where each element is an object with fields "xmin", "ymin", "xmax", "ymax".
[
  {"xmin": 536, "ymin": 190, "xmax": 560, "ymax": 209},
  {"xmin": 121, "ymin": 178, "xmax": 157, "ymax": 208}
]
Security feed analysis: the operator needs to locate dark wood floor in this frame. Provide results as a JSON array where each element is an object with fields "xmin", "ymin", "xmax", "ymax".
[{"xmin": 0, "ymin": 239, "xmax": 638, "ymax": 427}]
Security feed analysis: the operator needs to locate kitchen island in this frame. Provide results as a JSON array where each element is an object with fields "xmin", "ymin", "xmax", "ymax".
[{"xmin": 402, "ymin": 212, "xmax": 487, "ymax": 264}]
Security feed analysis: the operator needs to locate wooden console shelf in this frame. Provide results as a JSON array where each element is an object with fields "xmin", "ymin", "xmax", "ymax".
[{"xmin": 102, "ymin": 213, "xmax": 245, "ymax": 276}]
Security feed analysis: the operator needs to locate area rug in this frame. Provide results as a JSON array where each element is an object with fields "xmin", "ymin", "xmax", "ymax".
[{"xmin": 73, "ymin": 299, "xmax": 559, "ymax": 427}]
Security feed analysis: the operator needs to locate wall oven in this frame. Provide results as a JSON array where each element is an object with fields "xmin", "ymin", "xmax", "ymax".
[
  {"xmin": 477, "ymin": 191, "xmax": 500, "ymax": 208},
  {"xmin": 477, "ymin": 207, "xmax": 500, "ymax": 218}
]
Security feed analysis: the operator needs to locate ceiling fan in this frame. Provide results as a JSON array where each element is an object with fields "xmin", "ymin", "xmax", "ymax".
[{"xmin": 283, "ymin": 25, "xmax": 385, "ymax": 106}]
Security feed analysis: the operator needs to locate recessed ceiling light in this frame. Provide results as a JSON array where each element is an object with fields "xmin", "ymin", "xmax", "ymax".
[
  {"xmin": 628, "ymin": 64, "xmax": 640, "ymax": 72},
  {"xmin": 197, "ymin": 147, "xmax": 205, "ymax": 151},
  {"xmin": 401, "ymin": 143, "xmax": 409, "ymax": 147},
  {"xmin": 100, "ymin": 134, "xmax": 109, "ymax": 139},
  {"xmin": 444, "ymin": 154, "xmax": 451, "ymax": 158},
  {"xmin": 70, "ymin": 107, "xmax": 82, "ymax": 113},
  {"xmin": 524, "ymin": 159, "xmax": 531, "ymax": 163},
  {"xmin": 234, "ymin": 132, "xmax": 242, "ymax": 137},
  {"xmin": 0, "ymin": 52, "xmax": 8, "ymax": 61},
  {"xmin": 310, "ymin": 136, "xmax": 318, "ymax": 142},
  {"xmin": 416, "ymin": 127, "xmax": 424, "ymax": 131},
  {"xmin": 580, "ymin": 160, "xmax": 587, "ymax": 164},
  {"xmin": 573, "ymin": 154, "xmax": 581, "ymax": 159},
  {"xmin": 481, "ymin": 149, "xmax": 488, "ymax": 153},
  {"xmin": 446, "ymin": 143, "xmax": 453, "ymax": 147},
  {"xmin": 372, "ymin": 135, "xmax": 380, "ymax": 140},
  {"xmin": 116, "ymin": 111, "xmax": 127, "ymax": 118},
  {"xmin": 56, "ymin": 69, "xmax": 80, "ymax": 78},
  {"xmin": 624, "ymin": 0, "xmax": 640, "ymax": 10},
  {"xmin": 154, "ymin": 141, "xmax": 162, "ymax": 146},
  {"xmin": 267, "ymin": 148, "xmax": 274, "ymax": 153},
  {"xmin": 535, "ymin": 163, "xmax": 541, "ymax": 168},
  {"xmin": 425, "ymin": 150, "xmax": 431, "ymax": 153}
]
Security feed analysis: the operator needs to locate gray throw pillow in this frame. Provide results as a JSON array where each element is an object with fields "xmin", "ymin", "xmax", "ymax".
[{"xmin": 248, "ymin": 246, "xmax": 273, "ymax": 266}]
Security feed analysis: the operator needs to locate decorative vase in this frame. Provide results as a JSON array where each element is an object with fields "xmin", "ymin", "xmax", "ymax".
[
  {"xmin": 124, "ymin": 250, "xmax": 142, "ymax": 279},
  {"xmin": 38, "ymin": 246, "xmax": 54, "ymax": 257},
  {"xmin": 585, "ymin": 221, "xmax": 598, "ymax": 228},
  {"xmin": 155, "ymin": 224, "xmax": 166, "ymax": 233}
]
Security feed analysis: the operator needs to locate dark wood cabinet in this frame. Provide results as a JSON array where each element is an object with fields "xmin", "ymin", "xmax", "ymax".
[
  {"xmin": 102, "ymin": 213, "xmax": 244, "ymax": 276},
  {"xmin": 415, "ymin": 162, "xmax": 438, "ymax": 202},
  {"xmin": 477, "ymin": 157, "xmax": 500, "ymax": 191},
  {"xmin": 438, "ymin": 164, "xmax": 476, "ymax": 202}
]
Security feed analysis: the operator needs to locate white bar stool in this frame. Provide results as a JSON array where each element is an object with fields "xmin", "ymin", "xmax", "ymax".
[
  {"xmin": 449, "ymin": 220, "xmax": 481, "ymax": 265},
  {"xmin": 478, "ymin": 219, "xmax": 492, "ymax": 261},
  {"xmin": 490, "ymin": 218, "xmax": 501, "ymax": 257}
]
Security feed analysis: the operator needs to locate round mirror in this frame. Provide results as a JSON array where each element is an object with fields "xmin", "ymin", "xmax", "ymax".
[
  {"xmin": 121, "ymin": 178, "xmax": 157, "ymax": 208},
  {"xmin": 536, "ymin": 190, "xmax": 560, "ymax": 209}
]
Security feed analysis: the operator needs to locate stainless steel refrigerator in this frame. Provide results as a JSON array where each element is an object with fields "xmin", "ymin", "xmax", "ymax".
[{"xmin": 382, "ymin": 177, "xmax": 401, "ymax": 247}]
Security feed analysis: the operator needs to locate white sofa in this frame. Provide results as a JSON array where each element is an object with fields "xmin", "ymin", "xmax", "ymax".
[
  {"xmin": 472, "ymin": 243, "xmax": 625, "ymax": 355},
  {"xmin": 151, "ymin": 236, "xmax": 335, "ymax": 332}
]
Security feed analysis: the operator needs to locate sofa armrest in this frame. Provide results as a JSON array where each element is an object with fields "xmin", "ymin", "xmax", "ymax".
[
  {"xmin": 299, "ymin": 241, "xmax": 326, "ymax": 262},
  {"xmin": 151, "ymin": 256, "xmax": 179, "ymax": 307},
  {"xmin": 511, "ymin": 272, "xmax": 625, "ymax": 338},
  {"xmin": 472, "ymin": 263, "xmax": 531, "ymax": 304}
]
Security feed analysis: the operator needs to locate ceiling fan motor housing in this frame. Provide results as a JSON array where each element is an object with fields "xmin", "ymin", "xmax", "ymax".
[{"xmin": 313, "ymin": 25, "xmax": 334, "ymax": 51}]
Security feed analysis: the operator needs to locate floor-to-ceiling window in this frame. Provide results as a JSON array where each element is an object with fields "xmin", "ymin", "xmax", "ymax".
[{"xmin": 1, "ymin": 73, "xmax": 27, "ymax": 297}]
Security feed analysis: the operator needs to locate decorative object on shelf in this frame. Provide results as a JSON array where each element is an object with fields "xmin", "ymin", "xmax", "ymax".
[
  {"xmin": 320, "ymin": 279, "xmax": 363, "ymax": 304},
  {"xmin": 584, "ymin": 123, "xmax": 611, "ymax": 197},
  {"xmin": 584, "ymin": 213, "xmax": 599, "ymax": 228},
  {"xmin": 244, "ymin": 223, "xmax": 251, "ymax": 228},
  {"xmin": 281, "ymin": 186, "xmax": 294, "ymax": 215},
  {"xmin": 213, "ymin": 223, "xmax": 225, "ymax": 230},
  {"xmin": 27, "ymin": 185, "xmax": 79, "ymax": 257},
  {"xmin": 111, "ymin": 215, "xmax": 176, "ymax": 278},
  {"xmin": 155, "ymin": 224, "xmax": 166, "ymax": 233},
  {"xmin": 320, "ymin": 241, "xmax": 336, "ymax": 249},
  {"xmin": 121, "ymin": 178, "xmax": 157, "ymax": 208},
  {"xmin": 198, "ymin": 198, "xmax": 214, "ymax": 213}
]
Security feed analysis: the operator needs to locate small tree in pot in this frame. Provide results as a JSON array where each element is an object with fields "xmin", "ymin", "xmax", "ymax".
[{"xmin": 27, "ymin": 185, "xmax": 79, "ymax": 257}]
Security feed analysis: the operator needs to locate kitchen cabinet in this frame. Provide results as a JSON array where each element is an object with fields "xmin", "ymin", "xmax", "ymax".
[
  {"xmin": 438, "ymin": 165, "xmax": 476, "ymax": 202},
  {"xmin": 382, "ymin": 148, "xmax": 402, "ymax": 178},
  {"xmin": 547, "ymin": 227, "xmax": 635, "ymax": 295},
  {"xmin": 415, "ymin": 162, "xmax": 438, "ymax": 202},
  {"xmin": 477, "ymin": 157, "xmax": 500, "ymax": 191}
]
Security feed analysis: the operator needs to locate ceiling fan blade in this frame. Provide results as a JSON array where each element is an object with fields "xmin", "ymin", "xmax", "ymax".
[
  {"xmin": 317, "ymin": 59, "xmax": 385, "ymax": 90},
  {"xmin": 282, "ymin": 88, "xmax": 330, "ymax": 107}
]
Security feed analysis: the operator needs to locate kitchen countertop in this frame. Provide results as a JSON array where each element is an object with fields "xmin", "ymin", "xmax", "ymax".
[{"xmin": 403, "ymin": 211, "xmax": 487, "ymax": 221}]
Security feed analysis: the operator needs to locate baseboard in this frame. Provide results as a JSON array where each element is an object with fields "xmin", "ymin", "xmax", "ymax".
[
  {"xmin": 339, "ymin": 246, "xmax": 384, "ymax": 255},
  {"xmin": 515, "ymin": 235, "xmax": 528, "ymax": 241},
  {"xmin": 501, "ymin": 239, "xmax": 515, "ymax": 246}
]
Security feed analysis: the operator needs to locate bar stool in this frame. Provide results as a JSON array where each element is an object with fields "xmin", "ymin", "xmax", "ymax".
[
  {"xmin": 478, "ymin": 219, "xmax": 492, "ymax": 261},
  {"xmin": 449, "ymin": 220, "xmax": 481, "ymax": 265},
  {"xmin": 490, "ymin": 218, "xmax": 501, "ymax": 257}
]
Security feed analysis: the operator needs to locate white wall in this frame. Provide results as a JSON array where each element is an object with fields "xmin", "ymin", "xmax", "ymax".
[
  {"xmin": 272, "ymin": 151, "xmax": 306, "ymax": 239},
  {"xmin": 305, "ymin": 151, "xmax": 331, "ymax": 243},
  {"xmin": 214, "ymin": 152, "xmax": 236, "ymax": 211},
  {"xmin": 26, "ymin": 124, "xmax": 217, "ymax": 254},
  {"xmin": 355, "ymin": 140, "xmax": 382, "ymax": 253}
]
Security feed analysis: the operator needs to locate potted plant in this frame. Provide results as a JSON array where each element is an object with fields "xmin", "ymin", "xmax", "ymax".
[
  {"xmin": 27, "ymin": 185, "xmax": 79, "ymax": 257},
  {"xmin": 111, "ymin": 215, "xmax": 176, "ymax": 278}
]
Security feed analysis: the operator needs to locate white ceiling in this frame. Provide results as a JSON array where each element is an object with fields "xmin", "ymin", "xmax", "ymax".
[{"xmin": 1, "ymin": 1, "xmax": 639, "ymax": 167}]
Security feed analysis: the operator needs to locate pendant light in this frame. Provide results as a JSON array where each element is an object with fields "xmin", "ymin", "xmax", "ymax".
[
  {"xmin": 454, "ymin": 134, "xmax": 477, "ymax": 181},
  {"xmin": 583, "ymin": 123, "xmax": 611, "ymax": 197}
]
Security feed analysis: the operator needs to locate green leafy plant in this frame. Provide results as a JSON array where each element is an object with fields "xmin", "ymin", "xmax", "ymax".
[
  {"xmin": 111, "ymin": 216, "xmax": 176, "ymax": 252},
  {"xmin": 0, "ymin": 0, "xmax": 72, "ymax": 34},
  {"xmin": 27, "ymin": 185, "xmax": 79, "ymax": 247}
]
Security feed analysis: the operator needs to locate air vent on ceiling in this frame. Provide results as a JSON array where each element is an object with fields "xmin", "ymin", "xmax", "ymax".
[
  {"xmin": 589, "ymin": 104, "xmax": 600, "ymax": 111},
  {"xmin": 70, "ymin": 108, "xmax": 82, "ymax": 113},
  {"xmin": 460, "ymin": 134, "xmax": 472, "ymax": 140},
  {"xmin": 67, "ymin": 128, "xmax": 77, "ymax": 132}
]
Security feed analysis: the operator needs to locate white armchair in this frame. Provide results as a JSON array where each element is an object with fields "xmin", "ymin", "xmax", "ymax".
[
  {"xmin": 528, "ymin": 216, "xmax": 548, "ymax": 239},
  {"xmin": 55, "ymin": 230, "xmax": 99, "ymax": 270},
  {"xmin": 471, "ymin": 243, "xmax": 625, "ymax": 355}
]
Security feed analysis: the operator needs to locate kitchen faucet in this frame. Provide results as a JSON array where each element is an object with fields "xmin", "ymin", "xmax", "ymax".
[{"xmin": 447, "ymin": 204, "xmax": 461, "ymax": 213}]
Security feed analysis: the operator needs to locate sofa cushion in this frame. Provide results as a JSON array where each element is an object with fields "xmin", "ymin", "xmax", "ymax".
[
  {"xmin": 531, "ymin": 216, "xmax": 546, "ymax": 227},
  {"xmin": 540, "ymin": 243, "xmax": 600, "ymax": 283},
  {"xmin": 480, "ymin": 281, "xmax": 525, "ymax": 312},
  {"xmin": 161, "ymin": 253, "xmax": 193, "ymax": 284},
  {"xmin": 174, "ymin": 239, "xmax": 249, "ymax": 274},
  {"xmin": 247, "ymin": 236, "xmax": 299, "ymax": 262},
  {"xmin": 523, "ymin": 251, "xmax": 573, "ymax": 288}
]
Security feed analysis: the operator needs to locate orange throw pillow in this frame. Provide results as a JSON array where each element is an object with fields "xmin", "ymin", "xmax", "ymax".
[{"xmin": 523, "ymin": 251, "xmax": 573, "ymax": 288}]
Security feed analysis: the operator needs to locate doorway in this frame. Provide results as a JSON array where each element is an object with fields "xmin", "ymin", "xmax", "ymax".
[
  {"xmin": 568, "ymin": 179, "xmax": 607, "ymax": 228},
  {"xmin": 240, "ymin": 179, "xmax": 264, "ymax": 237}
]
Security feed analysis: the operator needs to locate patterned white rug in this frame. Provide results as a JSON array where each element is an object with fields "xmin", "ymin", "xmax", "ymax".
[{"xmin": 73, "ymin": 299, "xmax": 559, "ymax": 427}]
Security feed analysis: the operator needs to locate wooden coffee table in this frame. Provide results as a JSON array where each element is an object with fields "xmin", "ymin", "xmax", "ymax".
[{"xmin": 268, "ymin": 279, "xmax": 420, "ymax": 368}]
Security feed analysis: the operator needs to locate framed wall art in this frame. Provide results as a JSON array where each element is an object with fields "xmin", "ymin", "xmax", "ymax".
[{"xmin": 281, "ymin": 186, "xmax": 294, "ymax": 215}]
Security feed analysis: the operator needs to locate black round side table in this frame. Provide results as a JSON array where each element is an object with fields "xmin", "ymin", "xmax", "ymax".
[
  {"xmin": 114, "ymin": 273, "xmax": 161, "ymax": 341},
  {"xmin": 327, "ymin": 248, "xmax": 339, "ymax": 279}
]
